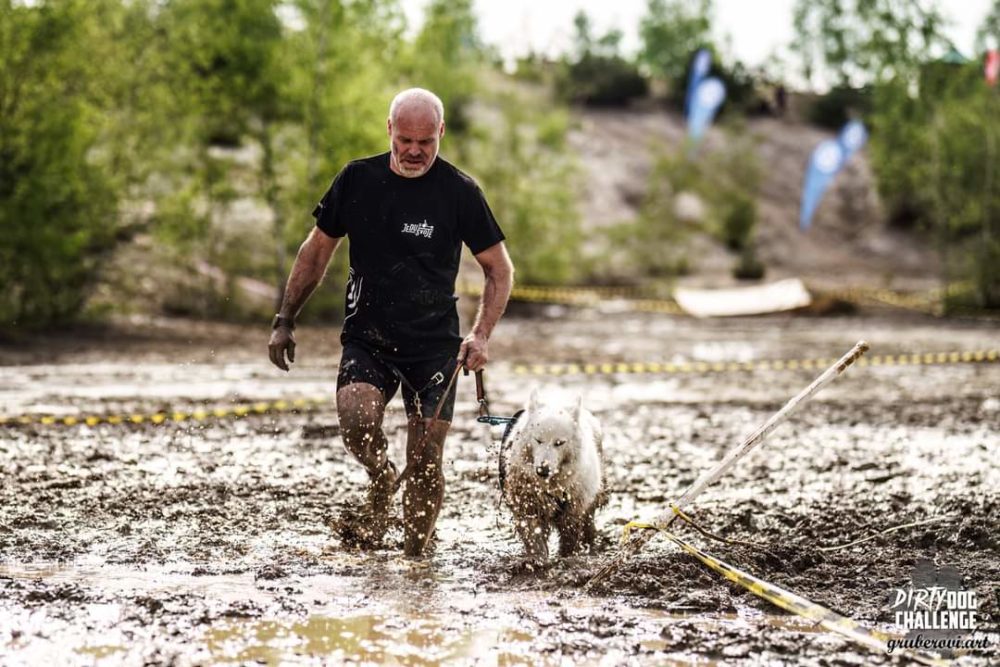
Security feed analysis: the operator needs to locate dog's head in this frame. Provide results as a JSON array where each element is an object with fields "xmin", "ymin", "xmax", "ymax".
[{"xmin": 519, "ymin": 389, "xmax": 588, "ymax": 481}]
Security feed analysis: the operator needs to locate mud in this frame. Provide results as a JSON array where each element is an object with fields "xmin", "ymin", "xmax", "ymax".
[{"xmin": 1, "ymin": 311, "xmax": 998, "ymax": 665}]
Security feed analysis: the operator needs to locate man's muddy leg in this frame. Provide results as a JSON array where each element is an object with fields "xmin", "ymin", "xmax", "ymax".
[
  {"xmin": 402, "ymin": 417, "xmax": 449, "ymax": 557},
  {"xmin": 336, "ymin": 383, "xmax": 395, "ymax": 545}
]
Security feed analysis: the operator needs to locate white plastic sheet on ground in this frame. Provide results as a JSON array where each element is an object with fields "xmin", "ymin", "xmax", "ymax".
[{"xmin": 674, "ymin": 278, "xmax": 812, "ymax": 318}]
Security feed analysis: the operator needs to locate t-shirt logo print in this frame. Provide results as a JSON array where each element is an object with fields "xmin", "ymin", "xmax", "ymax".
[
  {"xmin": 345, "ymin": 268, "xmax": 363, "ymax": 321},
  {"xmin": 401, "ymin": 219, "xmax": 435, "ymax": 239}
]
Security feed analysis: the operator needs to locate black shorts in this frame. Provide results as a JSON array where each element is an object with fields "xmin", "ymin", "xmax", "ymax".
[{"xmin": 336, "ymin": 342, "xmax": 460, "ymax": 421}]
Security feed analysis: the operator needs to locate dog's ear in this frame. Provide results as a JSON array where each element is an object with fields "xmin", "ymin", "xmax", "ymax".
[
  {"xmin": 529, "ymin": 387, "xmax": 540, "ymax": 413},
  {"xmin": 574, "ymin": 396, "xmax": 584, "ymax": 424}
]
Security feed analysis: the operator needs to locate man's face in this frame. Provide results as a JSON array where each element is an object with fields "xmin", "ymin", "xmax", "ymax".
[{"xmin": 388, "ymin": 105, "xmax": 444, "ymax": 178}]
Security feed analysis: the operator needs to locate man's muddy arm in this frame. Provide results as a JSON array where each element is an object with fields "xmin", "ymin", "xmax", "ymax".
[
  {"xmin": 278, "ymin": 228, "xmax": 341, "ymax": 322},
  {"xmin": 459, "ymin": 242, "xmax": 514, "ymax": 372},
  {"xmin": 268, "ymin": 228, "xmax": 341, "ymax": 371}
]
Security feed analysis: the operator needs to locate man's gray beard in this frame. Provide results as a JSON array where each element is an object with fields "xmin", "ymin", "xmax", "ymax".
[
  {"xmin": 392, "ymin": 147, "xmax": 432, "ymax": 178},
  {"xmin": 397, "ymin": 164, "xmax": 428, "ymax": 178}
]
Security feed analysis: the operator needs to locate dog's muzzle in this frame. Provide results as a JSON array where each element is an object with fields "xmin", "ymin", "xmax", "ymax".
[{"xmin": 535, "ymin": 463, "xmax": 551, "ymax": 479}]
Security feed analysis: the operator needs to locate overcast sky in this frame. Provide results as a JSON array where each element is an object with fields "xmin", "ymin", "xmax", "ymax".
[{"xmin": 401, "ymin": 0, "xmax": 995, "ymax": 80}]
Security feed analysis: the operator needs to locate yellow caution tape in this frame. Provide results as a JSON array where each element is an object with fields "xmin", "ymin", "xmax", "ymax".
[
  {"xmin": 459, "ymin": 282, "xmax": 652, "ymax": 301},
  {"xmin": 513, "ymin": 349, "xmax": 999, "ymax": 376},
  {"xmin": 621, "ymin": 521, "xmax": 948, "ymax": 667},
  {"xmin": 828, "ymin": 287, "xmax": 942, "ymax": 315},
  {"xmin": 4, "ymin": 347, "xmax": 996, "ymax": 426},
  {"xmin": 0, "ymin": 397, "xmax": 330, "ymax": 428}
]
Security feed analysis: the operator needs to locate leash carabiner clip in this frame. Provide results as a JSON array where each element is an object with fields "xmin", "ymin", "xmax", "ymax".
[{"xmin": 474, "ymin": 370, "xmax": 517, "ymax": 426}]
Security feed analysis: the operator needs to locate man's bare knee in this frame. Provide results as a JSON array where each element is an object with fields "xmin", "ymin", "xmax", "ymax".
[{"xmin": 337, "ymin": 383, "xmax": 388, "ymax": 470}]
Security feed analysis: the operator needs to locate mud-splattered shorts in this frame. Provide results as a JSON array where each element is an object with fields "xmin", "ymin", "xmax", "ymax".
[{"xmin": 336, "ymin": 342, "xmax": 459, "ymax": 421}]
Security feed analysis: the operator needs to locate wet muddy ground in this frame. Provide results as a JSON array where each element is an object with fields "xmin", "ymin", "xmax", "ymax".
[{"xmin": 1, "ymin": 309, "xmax": 998, "ymax": 665}]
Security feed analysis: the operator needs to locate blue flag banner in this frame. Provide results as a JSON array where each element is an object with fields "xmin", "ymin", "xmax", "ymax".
[
  {"xmin": 838, "ymin": 120, "xmax": 868, "ymax": 164},
  {"xmin": 800, "ymin": 120, "xmax": 868, "ymax": 231},
  {"xmin": 685, "ymin": 48, "xmax": 712, "ymax": 116},
  {"xmin": 687, "ymin": 77, "xmax": 726, "ymax": 144},
  {"xmin": 799, "ymin": 139, "xmax": 845, "ymax": 231}
]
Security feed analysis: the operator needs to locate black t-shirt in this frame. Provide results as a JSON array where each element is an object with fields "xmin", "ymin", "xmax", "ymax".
[{"xmin": 312, "ymin": 152, "xmax": 505, "ymax": 360}]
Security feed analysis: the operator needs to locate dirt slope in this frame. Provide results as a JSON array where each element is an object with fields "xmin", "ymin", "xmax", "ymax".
[{"xmin": 568, "ymin": 109, "xmax": 940, "ymax": 290}]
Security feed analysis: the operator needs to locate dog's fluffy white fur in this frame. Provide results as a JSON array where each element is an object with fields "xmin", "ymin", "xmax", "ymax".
[{"xmin": 503, "ymin": 389, "xmax": 606, "ymax": 561}]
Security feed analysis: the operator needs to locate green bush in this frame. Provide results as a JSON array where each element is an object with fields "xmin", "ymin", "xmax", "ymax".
[
  {"xmin": 869, "ymin": 67, "xmax": 1000, "ymax": 308},
  {"xmin": 556, "ymin": 54, "xmax": 649, "ymax": 107},
  {"xmin": 807, "ymin": 85, "xmax": 872, "ymax": 129},
  {"xmin": 605, "ymin": 122, "xmax": 762, "ymax": 280},
  {"xmin": 733, "ymin": 245, "xmax": 766, "ymax": 280},
  {"xmin": 720, "ymin": 193, "xmax": 756, "ymax": 250}
]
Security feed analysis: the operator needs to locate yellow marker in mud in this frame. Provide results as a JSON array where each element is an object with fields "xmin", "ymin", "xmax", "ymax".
[{"xmin": 626, "ymin": 522, "xmax": 949, "ymax": 667}]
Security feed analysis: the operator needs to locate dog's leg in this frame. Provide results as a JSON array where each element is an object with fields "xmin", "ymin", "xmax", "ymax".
[
  {"xmin": 514, "ymin": 512, "xmax": 550, "ymax": 562},
  {"xmin": 556, "ymin": 510, "xmax": 585, "ymax": 557},
  {"xmin": 581, "ymin": 505, "xmax": 599, "ymax": 550}
]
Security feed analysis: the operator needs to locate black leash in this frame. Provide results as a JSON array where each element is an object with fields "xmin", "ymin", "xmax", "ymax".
[
  {"xmin": 392, "ymin": 362, "xmax": 464, "ymax": 494},
  {"xmin": 390, "ymin": 367, "xmax": 523, "ymax": 524},
  {"xmin": 472, "ymin": 370, "xmax": 523, "ymax": 524}
]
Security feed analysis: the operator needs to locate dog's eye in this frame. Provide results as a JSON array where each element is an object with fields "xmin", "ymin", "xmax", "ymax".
[
  {"xmin": 534, "ymin": 438, "xmax": 543, "ymax": 444},
  {"xmin": 553, "ymin": 439, "xmax": 566, "ymax": 447}
]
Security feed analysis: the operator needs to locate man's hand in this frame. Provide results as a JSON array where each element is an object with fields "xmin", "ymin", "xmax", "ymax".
[
  {"xmin": 268, "ymin": 326, "xmax": 296, "ymax": 371},
  {"xmin": 458, "ymin": 332, "xmax": 488, "ymax": 372}
]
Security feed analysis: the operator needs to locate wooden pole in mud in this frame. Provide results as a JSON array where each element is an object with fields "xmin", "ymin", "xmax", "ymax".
[{"xmin": 585, "ymin": 340, "xmax": 870, "ymax": 591}]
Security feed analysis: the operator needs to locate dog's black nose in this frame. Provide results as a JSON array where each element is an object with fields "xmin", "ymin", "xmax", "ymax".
[{"xmin": 535, "ymin": 464, "xmax": 550, "ymax": 478}]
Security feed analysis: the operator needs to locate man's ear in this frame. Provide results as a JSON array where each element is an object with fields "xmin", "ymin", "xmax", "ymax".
[
  {"xmin": 387, "ymin": 117, "xmax": 392, "ymax": 137},
  {"xmin": 439, "ymin": 120, "xmax": 446, "ymax": 139}
]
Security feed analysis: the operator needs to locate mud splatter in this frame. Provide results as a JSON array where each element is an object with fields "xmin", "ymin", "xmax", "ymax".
[{"xmin": 1, "ymin": 312, "xmax": 997, "ymax": 665}]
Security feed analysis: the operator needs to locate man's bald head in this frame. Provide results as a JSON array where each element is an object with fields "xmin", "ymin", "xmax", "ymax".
[
  {"xmin": 387, "ymin": 88, "xmax": 446, "ymax": 178},
  {"xmin": 389, "ymin": 88, "xmax": 445, "ymax": 127}
]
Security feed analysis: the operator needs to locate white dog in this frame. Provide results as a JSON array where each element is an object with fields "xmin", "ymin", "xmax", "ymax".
[{"xmin": 502, "ymin": 389, "xmax": 606, "ymax": 562}]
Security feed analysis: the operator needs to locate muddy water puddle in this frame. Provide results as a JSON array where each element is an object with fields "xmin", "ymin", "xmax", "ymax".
[
  {"xmin": 1, "ymin": 312, "xmax": 997, "ymax": 665},
  {"xmin": 1, "ymin": 560, "xmax": 840, "ymax": 666}
]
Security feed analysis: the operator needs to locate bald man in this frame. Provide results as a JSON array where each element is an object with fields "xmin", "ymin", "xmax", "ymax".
[{"xmin": 268, "ymin": 88, "xmax": 514, "ymax": 557}]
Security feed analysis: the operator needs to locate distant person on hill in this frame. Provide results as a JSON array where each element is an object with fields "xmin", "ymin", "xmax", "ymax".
[
  {"xmin": 267, "ymin": 88, "xmax": 514, "ymax": 557},
  {"xmin": 774, "ymin": 84, "xmax": 787, "ymax": 117}
]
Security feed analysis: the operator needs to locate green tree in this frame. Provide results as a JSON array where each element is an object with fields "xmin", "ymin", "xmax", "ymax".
[
  {"xmin": 975, "ymin": 0, "xmax": 1000, "ymax": 52},
  {"xmin": 147, "ymin": 0, "xmax": 296, "ymax": 315},
  {"xmin": 791, "ymin": 0, "xmax": 947, "ymax": 87},
  {"xmin": 463, "ymin": 95, "xmax": 581, "ymax": 285},
  {"xmin": 0, "ymin": 0, "xmax": 128, "ymax": 327},
  {"xmin": 638, "ymin": 0, "xmax": 713, "ymax": 84},
  {"xmin": 275, "ymin": 0, "xmax": 404, "ymax": 319},
  {"xmin": 556, "ymin": 10, "xmax": 648, "ymax": 106},
  {"xmin": 406, "ymin": 0, "xmax": 482, "ymax": 133},
  {"xmin": 792, "ymin": 0, "xmax": 1000, "ymax": 308}
]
